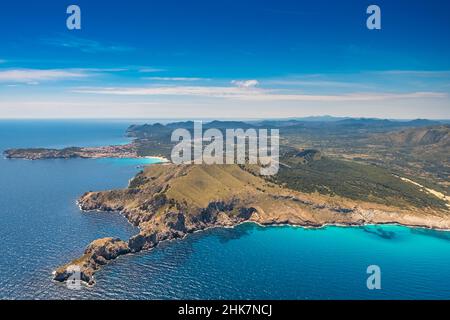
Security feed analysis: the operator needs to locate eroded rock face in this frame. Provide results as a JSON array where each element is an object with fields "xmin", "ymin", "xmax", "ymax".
[
  {"xmin": 128, "ymin": 234, "xmax": 148, "ymax": 252},
  {"xmin": 164, "ymin": 212, "xmax": 187, "ymax": 233},
  {"xmin": 86, "ymin": 238, "xmax": 131, "ymax": 260},
  {"xmin": 54, "ymin": 200, "xmax": 260, "ymax": 285},
  {"xmin": 53, "ymin": 238, "xmax": 130, "ymax": 285}
]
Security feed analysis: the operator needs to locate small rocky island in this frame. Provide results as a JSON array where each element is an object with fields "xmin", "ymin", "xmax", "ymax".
[{"xmin": 53, "ymin": 163, "xmax": 450, "ymax": 285}]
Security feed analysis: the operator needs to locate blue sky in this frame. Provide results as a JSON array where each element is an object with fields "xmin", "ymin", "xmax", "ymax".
[{"xmin": 0, "ymin": 0, "xmax": 449, "ymax": 119}]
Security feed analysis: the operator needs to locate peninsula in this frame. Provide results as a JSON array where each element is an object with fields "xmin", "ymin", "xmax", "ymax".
[
  {"xmin": 4, "ymin": 144, "xmax": 137, "ymax": 160},
  {"xmin": 53, "ymin": 163, "xmax": 450, "ymax": 285},
  {"xmin": 4, "ymin": 143, "xmax": 168, "ymax": 163}
]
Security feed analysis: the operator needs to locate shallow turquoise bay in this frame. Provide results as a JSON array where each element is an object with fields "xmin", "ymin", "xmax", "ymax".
[{"xmin": 97, "ymin": 157, "xmax": 163, "ymax": 166}]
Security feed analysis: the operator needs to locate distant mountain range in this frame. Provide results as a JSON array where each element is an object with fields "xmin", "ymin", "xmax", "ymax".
[
  {"xmin": 372, "ymin": 125, "xmax": 450, "ymax": 147},
  {"xmin": 128, "ymin": 118, "xmax": 445, "ymax": 134}
]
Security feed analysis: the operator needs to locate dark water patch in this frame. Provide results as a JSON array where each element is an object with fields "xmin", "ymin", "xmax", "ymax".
[
  {"xmin": 360, "ymin": 226, "xmax": 396, "ymax": 239},
  {"xmin": 410, "ymin": 228, "xmax": 450, "ymax": 241},
  {"xmin": 213, "ymin": 223, "xmax": 259, "ymax": 243}
]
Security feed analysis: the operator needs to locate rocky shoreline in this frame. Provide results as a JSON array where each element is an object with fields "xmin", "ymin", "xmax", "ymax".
[
  {"xmin": 53, "ymin": 164, "xmax": 450, "ymax": 286},
  {"xmin": 54, "ymin": 211, "xmax": 450, "ymax": 286},
  {"xmin": 4, "ymin": 144, "xmax": 138, "ymax": 160}
]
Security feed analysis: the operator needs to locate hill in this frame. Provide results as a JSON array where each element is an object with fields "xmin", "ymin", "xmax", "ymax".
[
  {"xmin": 272, "ymin": 152, "xmax": 448, "ymax": 210},
  {"xmin": 372, "ymin": 125, "xmax": 450, "ymax": 147}
]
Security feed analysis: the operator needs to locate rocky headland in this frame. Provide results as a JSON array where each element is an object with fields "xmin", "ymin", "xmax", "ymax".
[{"xmin": 53, "ymin": 163, "xmax": 450, "ymax": 285}]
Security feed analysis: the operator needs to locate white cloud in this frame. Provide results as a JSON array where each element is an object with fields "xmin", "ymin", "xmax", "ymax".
[
  {"xmin": 41, "ymin": 36, "xmax": 135, "ymax": 53},
  {"xmin": 77, "ymin": 67, "xmax": 129, "ymax": 73},
  {"xmin": 373, "ymin": 70, "xmax": 450, "ymax": 77},
  {"xmin": 144, "ymin": 77, "xmax": 208, "ymax": 81},
  {"xmin": 72, "ymin": 85, "xmax": 258, "ymax": 98},
  {"xmin": 2, "ymin": 96, "xmax": 449, "ymax": 119},
  {"xmin": 231, "ymin": 79, "xmax": 259, "ymax": 88},
  {"xmin": 138, "ymin": 67, "xmax": 166, "ymax": 73},
  {"xmin": 72, "ymin": 85, "xmax": 447, "ymax": 102},
  {"xmin": 244, "ymin": 91, "xmax": 448, "ymax": 102},
  {"xmin": 266, "ymin": 79, "xmax": 372, "ymax": 89},
  {"xmin": 0, "ymin": 69, "xmax": 88, "ymax": 83}
]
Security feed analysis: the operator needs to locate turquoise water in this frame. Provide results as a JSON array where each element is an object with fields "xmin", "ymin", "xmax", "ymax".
[
  {"xmin": 0, "ymin": 121, "xmax": 450, "ymax": 300},
  {"xmin": 87, "ymin": 223, "xmax": 450, "ymax": 300},
  {"xmin": 97, "ymin": 157, "xmax": 163, "ymax": 166}
]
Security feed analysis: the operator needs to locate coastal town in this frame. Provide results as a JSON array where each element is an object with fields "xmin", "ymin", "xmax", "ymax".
[{"xmin": 6, "ymin": 143, "xmax": 141, "ymax": 160}]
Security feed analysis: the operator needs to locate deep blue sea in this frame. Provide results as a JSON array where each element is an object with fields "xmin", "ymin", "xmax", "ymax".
[{"xmin": 1, "ymin": 120, "xmax": 450, "ymax": 300}]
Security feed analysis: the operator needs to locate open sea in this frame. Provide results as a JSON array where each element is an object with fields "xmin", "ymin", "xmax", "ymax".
[{"xmin": 0, "ymin": 120, "xmax": 449, "ymax": 300}]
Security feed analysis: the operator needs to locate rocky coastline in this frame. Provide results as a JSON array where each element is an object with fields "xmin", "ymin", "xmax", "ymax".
[{"xmin": 53, "ymin": 164, "xmax": 450, "ymax": 286}]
